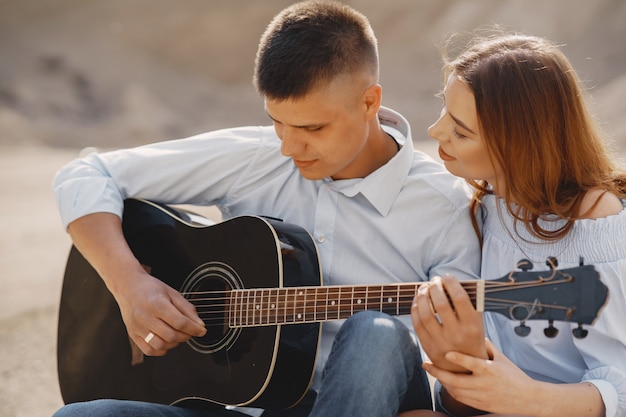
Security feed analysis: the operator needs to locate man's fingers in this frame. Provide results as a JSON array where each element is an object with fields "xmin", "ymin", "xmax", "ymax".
[{"xmin": 165, "ymin": 290, "xmax": 207, "ymax": 337}]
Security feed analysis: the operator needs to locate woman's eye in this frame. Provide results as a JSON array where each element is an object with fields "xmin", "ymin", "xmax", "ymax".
[{"xmin": 452, "ymin": 128, "xmax": 468, "ymax": 140}]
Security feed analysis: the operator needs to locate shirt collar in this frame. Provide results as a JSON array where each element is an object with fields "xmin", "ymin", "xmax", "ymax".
[{"xmin": 328, "ymin": 107, "xmax": 414, "ymax": 217}]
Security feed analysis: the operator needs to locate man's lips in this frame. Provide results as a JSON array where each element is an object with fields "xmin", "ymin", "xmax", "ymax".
[
  {"xmin": 438, "ymin": 147, "xmax": 456, "ymax": 161},
  {"xmin": 293, "ymin": 159, "xmax": 316, "ymax": 169}
]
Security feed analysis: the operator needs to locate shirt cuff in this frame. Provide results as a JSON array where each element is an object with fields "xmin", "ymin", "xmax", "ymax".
[{"xmin": 584, "ymin": 379, "xmax": 619, "ymax": 417}]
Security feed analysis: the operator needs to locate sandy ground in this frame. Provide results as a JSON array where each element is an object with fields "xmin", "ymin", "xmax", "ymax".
[{"xmin": 0, "ymin": 145, "xmax": 76, "ymax": 417}]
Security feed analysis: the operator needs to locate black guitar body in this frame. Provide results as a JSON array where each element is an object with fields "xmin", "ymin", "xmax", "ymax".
[
  {"xmin": 58, "ymin": 199, "xmax": 610, "ymax": 411},
  {"xmin": 58, "ymin": 199, "xmax": 322, "ymax": 410}
]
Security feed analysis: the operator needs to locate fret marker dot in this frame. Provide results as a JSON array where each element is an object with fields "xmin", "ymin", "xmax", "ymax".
[
  {"xmin": 297, "ymin": 313, "xmax": 302, "ymax": 319},
  {"xmin": 271, "ymin": 303, "xmax": 275, "ymax": 309},
  {"xmin": 387, "ymin": 297, "xmax": 393, "ymax": 303},
  {"xmin": 331, "ymin": 300, "xmax": 336, "ymax": 306},
  {"xmin": 357, "ymin": 299, "xmax": 362, "ymax": 304},
  {"xmin": 256, "ymin": 305, "xmax": 260, "ymax": 310},
  {"xmin": 299, "ymin": 291, "xmax": 304, "ymax": 296}
]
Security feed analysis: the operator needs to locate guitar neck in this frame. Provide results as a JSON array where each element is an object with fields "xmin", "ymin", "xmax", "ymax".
[{"xmin": 229, "ymin": 281, "xmax": 483, "ymax": 327}]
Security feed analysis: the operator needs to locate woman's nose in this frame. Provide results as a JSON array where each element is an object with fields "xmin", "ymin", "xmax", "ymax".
[{"xmin": 428, "ymin": 112, "xmax": 446, "ymax": 142}]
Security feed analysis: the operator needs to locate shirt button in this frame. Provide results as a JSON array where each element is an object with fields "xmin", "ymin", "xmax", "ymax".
[{"xmin": 317, "ymin": 235, "xmax": 325, "ymax": 243}]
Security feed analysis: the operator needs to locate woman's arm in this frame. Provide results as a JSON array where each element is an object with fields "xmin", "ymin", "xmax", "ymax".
[
  {"xmin": 411, "ymin": 275, "xmax": 607, "ymax": 416},
  {"xmin": 424, "ymin": 339, "xmax": 605, "ymax": 417}
]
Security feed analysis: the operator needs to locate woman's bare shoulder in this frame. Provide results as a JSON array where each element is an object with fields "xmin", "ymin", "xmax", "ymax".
[{"xmin": 579, "ymin": 189, "xmax": 624, "ymax": 219}]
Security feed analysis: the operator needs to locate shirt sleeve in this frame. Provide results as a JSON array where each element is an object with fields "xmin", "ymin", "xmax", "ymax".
[
  {"xmin": 584, "ymin": 373, "xmax": 624, "ymax": 417},
  {"xmin": 426, "ymin": 200, "xmax": 482, "ymax": 282},
  {"xmin": 577, "ymin": 260, "xmax": 626, "ymax": 417},
  {"xmin": 53, "ymin": 126, "xmax": 266, "ymax": 229}
]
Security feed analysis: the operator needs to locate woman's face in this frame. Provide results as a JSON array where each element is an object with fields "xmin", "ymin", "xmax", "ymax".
[{"xmin": 428, "ymin": 75, "xmax": 502, "ymax": 190}]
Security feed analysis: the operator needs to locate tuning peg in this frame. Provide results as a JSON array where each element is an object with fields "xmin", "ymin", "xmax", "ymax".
[
  {"xmin": 572, "ymin": 324, "xmax": 588, "ymax": 339},
  {"xmin": 514, "ymin": 321, "xmax": 531, "ymax": 337},
  {"xmin": 517, "ymin": 259, "xmax": 533, "ymax": 271},
  {"xmin": 546, "ymin": 257, "xmax": 558, "ymax": 269},
  {"xmin": 543, "ymin": 320, "xmax": 558, "ymax": 338}
]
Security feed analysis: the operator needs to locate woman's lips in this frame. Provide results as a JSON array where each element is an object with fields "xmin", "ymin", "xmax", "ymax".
[{"xmin": 438, "ymin": 146, "xmax": 456, "ymax": 161}]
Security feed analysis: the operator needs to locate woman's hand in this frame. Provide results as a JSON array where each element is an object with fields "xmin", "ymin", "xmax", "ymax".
[
  {"xmin": 425, "ymin": 339, "xmax": 542, "ymax": 416},
  {"xmin": 426, "ymin": 338, "xmax": 605, "ymax": 417}
]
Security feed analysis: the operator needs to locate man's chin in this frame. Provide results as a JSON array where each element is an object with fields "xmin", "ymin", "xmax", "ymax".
[{"xmin": 297, "ymin": 168, "xmax": 326, "ymax": 181}]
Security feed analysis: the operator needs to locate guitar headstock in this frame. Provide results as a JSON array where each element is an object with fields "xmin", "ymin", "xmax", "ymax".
[{"xmin": 485, "ymin": 257, "xmax": 608, "ymax": 339}]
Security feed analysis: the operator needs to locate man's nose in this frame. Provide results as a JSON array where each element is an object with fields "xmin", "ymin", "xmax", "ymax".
[{"xmin": 280, "ymin": 127, "xmax": 305, "ymax": 156}]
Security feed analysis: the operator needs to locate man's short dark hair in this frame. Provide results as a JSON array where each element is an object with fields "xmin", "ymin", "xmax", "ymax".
[{"xmin": 254, "ymin": 0, "xmax": 379, "ymax": 100}]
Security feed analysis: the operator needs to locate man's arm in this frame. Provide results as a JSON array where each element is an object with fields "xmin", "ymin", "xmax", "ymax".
[{"xmin": 67, "ymin": 212, "xmax": 206, "ymax": 356}]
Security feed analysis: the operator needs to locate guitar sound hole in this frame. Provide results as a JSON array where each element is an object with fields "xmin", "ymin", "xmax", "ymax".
[{"xmin": 181, "ymin": 262, "xmax": 242, "ymax": 353}]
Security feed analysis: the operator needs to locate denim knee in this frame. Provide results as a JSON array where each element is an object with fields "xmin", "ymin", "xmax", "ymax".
[
  {"xmin": 328, "ymin": 310, "xmax": 421, "ymax": 378},
  {"xmin": 311, "ymin": 311, "xmax": 429, "ymax": 416},
  {"xmin": 51, "ymin": 399, "xmax": 224, "ymax": 417},
  {"xmin": 341, "ymin": 311, "xmax": 418, "ymax": 356}
]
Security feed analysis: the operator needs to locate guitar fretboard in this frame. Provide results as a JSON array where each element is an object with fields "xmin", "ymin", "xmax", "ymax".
[{"xmin": 228, "ymin": 282, "xmax": 483, "ymax": 327}]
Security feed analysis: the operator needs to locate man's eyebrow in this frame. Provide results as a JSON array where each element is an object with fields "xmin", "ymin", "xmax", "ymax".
[
  {"xmin": 264, "ymin": 110, "xmax": 325, "ymax": 129},
  {"xmin": 264, "ymin": 109, "xmax": 278, "ymax": 122}
]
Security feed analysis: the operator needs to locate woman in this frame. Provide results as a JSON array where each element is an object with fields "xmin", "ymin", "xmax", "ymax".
[{"xmin": 403, "ymin": 33, "xmax": 626, "ymax": 417}]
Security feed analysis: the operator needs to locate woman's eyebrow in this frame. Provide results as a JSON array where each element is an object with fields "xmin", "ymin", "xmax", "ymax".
[
  {"xmin": 442, "ymin": 90, "xmax": 477, "ymax": 135},
  {"xmin": 448, "ymin": 111, "xmax": 476, "ymax": 135}
]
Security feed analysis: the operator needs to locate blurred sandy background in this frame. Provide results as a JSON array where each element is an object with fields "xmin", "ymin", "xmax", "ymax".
[{"xmin": 1, "ymin": 1, "xmax": 624, "ymax": 416}]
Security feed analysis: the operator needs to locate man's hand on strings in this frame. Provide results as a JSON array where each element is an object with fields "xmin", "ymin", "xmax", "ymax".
[
  {"xmin": 67, "ymin": 212, "xmax": 207, "ymax": 356},
  {"xmin": 113, "ymin": 269, "xmax": 207, "ymax": 356}
]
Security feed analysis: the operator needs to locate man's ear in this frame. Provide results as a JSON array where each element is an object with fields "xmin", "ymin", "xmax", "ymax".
[{"xmin": 363, "ymin": 83, "xmax": 382, "ymax": 120}]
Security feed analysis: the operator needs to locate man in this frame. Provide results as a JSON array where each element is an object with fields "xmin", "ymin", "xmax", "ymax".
[{"xmin": 52, "ymin": 1, "xmax": 480, "ymax": 416}]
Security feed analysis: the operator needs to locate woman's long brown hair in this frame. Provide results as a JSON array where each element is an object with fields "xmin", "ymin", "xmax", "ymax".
[{"xmin": 443, "ymin": 32, "xmax": 626, "ymax": 241}]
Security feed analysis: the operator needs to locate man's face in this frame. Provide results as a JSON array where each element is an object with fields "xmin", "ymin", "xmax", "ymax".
[{"xmin": 265, "ymin": 74, "xmax": 380, "ymax": 180}]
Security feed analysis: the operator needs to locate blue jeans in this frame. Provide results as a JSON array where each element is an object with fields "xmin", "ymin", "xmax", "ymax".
[{"xmin": 53, "ymin": 311, "xmax": 432, "ymax": 417}]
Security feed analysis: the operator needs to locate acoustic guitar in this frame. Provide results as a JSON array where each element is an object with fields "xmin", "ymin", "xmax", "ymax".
[{"xmin": 57, "ymin": 198, "xmax": 609, "ymax": 410}]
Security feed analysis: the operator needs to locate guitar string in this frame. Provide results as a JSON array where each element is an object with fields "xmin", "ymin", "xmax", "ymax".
[
  {"xmin": 191, "ymin": 302, "xmax": 572, "ymax": 326},
  {"xmin": 190, "ymin": 296, "xmax": 573, "ymax": 328},
  {"xmin": 182, "ymin": 282, "xmax": 571, "ymax": 310},
  {"xmin": 178, "ymin": 278, "xmax": 564, "ymax": 298},
  {"xmin": 180, "ymin": 278, "xmax": 571, "ymax": 303},
  {"xmin": 179, "ymin": 280, "xmax": 574, "ymax": 327}
]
